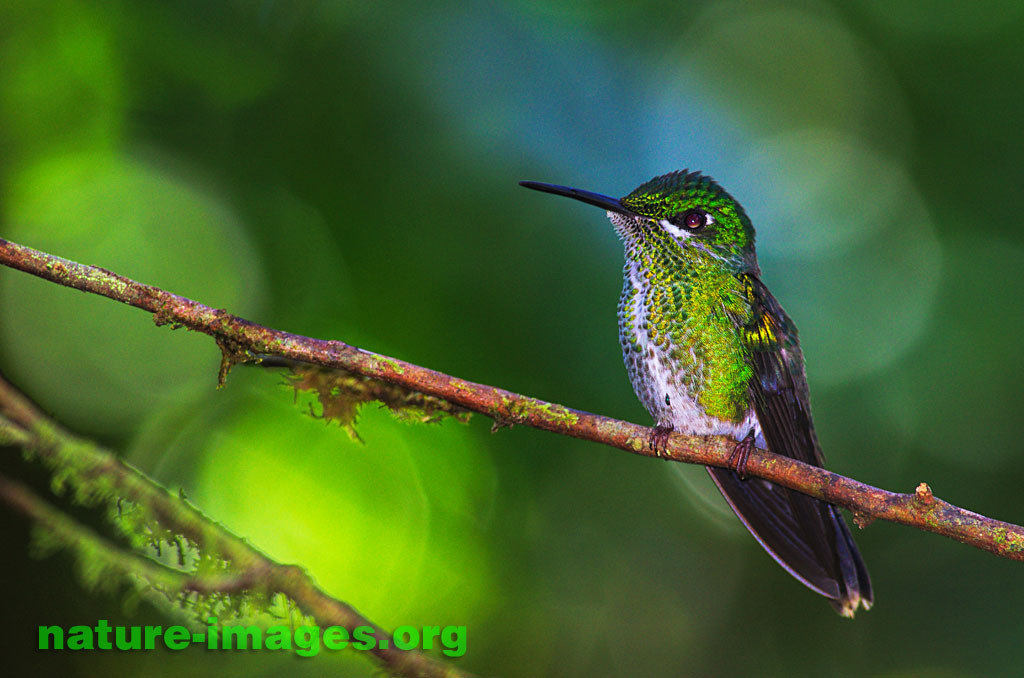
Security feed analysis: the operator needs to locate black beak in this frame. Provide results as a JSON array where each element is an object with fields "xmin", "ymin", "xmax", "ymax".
[{"xmin": 519, "ymin": 181, "xmax": 637, "ymax": 217}]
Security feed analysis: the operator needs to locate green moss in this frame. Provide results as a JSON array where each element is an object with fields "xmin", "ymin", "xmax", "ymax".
[
  {"xmin": 14, "ymin": 427, "xmax": 296, "ymax": 631},
  {"xmin": 450, "ymin": 379, "xmax": 476, "ymax": 394},
  {"xmin": 991, "ymin": 528, "xmax": 1024, "ymax": 553},
  {"xmin": 506, "ymin": 398, "xmax": 579, "ymax": 427},
  {"xmin": 376, "ymin": 355, "xmax": 406, "ymax": 375},
  {"xmin": 286, "ymin": 364, "xmax": 470, "ymax": 439}
]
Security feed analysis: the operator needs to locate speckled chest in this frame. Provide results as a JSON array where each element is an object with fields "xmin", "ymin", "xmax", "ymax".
[{"xmin": 616, "ymin": 257, "xmax": 758, "ymax": 439}]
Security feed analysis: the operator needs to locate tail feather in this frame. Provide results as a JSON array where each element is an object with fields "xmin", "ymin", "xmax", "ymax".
[{"xmin": 707, "ymin": 467, "xmax": 873, "ymax": 616}]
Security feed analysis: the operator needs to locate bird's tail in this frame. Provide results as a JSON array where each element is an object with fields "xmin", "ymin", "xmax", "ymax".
[{"xmin": 707, "ymin": 466, "xmax": 873, "ymax": 616}]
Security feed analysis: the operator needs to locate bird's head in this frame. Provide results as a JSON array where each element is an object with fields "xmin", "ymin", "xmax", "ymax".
[{"xmin": 521, "ymin": 170, "xmax": 756, "ymax": 269}]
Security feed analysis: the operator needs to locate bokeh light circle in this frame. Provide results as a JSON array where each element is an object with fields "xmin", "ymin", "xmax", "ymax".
[
  {"xmin": 760, "ymin": 181, "xmax": 942, "ymax": 386},
  {"xmin": 0, "ymin": 151, "xmax": 264, "ymax": 432}
]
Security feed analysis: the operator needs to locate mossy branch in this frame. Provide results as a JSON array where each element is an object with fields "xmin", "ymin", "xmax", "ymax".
[
  {"xmin": 0, "ymin": 375, "xmax": 471, "ymax": 678},
  {"xmin": 1, "ymin": 237, "xmax": 1023, "ymax": 561}
]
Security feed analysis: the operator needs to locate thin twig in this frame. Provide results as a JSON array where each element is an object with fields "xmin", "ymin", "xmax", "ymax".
[{"xmin": 1, "ymin": 236, "xmax": 1022, "ymax": 562}]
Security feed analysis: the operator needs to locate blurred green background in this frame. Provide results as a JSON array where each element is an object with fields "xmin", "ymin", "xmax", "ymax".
[{"xmin": 2, "ymin": 1, "xmax": 1023, "ymax": 676}]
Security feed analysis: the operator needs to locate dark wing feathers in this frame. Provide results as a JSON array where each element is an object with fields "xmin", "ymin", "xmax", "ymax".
[{"xmin": 706, "ymin": 273, "xmax": 872, "ymax": 616}]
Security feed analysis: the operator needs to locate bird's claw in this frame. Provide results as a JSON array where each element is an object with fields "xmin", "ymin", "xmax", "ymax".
[
  {"xmin": 648, "ymin": 425, "xmax": 673, "ymax": 457},
  {"xmin": 728, "ymin": 432, "xmax": 757, "ymax": 479}
]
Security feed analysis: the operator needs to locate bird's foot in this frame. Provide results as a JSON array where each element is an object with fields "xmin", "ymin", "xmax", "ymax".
[
  {"xmin": 648, "ymin": 424, "xmax": 673, "ymax": 457},
  {"xmin": 728, "ymin": 431, "xmax": 757, "ymax": 479}
]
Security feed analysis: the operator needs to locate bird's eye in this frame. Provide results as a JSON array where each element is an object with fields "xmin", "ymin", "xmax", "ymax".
[{"xmin": 671, "ymin": 209, "xmax": 710, "ymax": 231}]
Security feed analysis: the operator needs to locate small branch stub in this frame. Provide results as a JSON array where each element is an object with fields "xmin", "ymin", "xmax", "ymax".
[
  {"xmin": 852, "ymin": 510, "xmax": 875, "ymax": 530},
  {"xmin": 215, "ymin": 335, "xmax": 251, "ymax": 388}
]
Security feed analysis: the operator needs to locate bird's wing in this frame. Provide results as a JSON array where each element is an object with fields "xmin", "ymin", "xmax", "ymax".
[
  {"xmin": 704, "ymin": 272, "xmax": 872, "ymax": 614},
  {"xmin": 734, "ymin": 272, "xmax": 823, "ymax": 467}
]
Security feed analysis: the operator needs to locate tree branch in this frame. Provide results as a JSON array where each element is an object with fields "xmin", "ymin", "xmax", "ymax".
[
  {"xmin": 0, "ymin": 374, "xmax": 471, "ymax": 678},
  {"xmin": 1, "ymin": 236, "xmax": 1022, "ymax": 563}
]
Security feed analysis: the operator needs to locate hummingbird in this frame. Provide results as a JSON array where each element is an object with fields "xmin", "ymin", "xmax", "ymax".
[{"xmin": 520, "ymin": 171, "xmax": 872, "ymax": 616}]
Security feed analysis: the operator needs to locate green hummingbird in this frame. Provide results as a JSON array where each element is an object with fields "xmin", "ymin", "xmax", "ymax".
[{"xmin": 520, "ymin": 171, "xmax": 872, "ymax": 616}]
